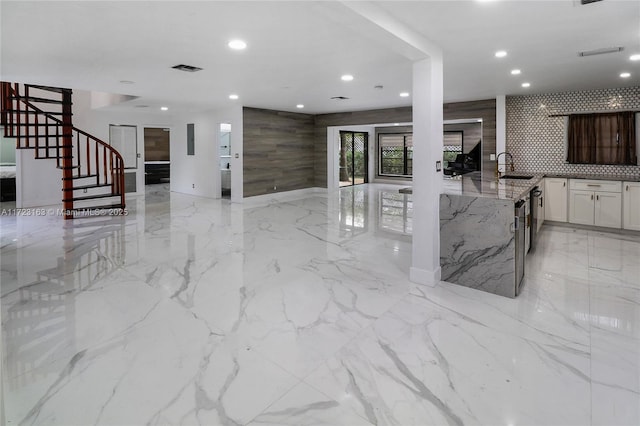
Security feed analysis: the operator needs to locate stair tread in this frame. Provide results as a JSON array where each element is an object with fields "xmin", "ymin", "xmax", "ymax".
[
  {"xmin": 26, "ymin": 84, "xmax": 70, "ymax": 94},
  {"xmin": 63, "ymin": 183, "xmax": 111, "ymax": 191},
  {"xmin": 64, "ymin": 193, "xmax": 121, "ymax": 202},
  {"xmin": 9, "ymin": 96, "xmax": 65, "ymax": 104},
  {"xmin": 3, "ymin": 109, "xmax": 70, "ymax": 116},
  {"xmin": 70, "ymin": 203, "xmax": 125, "ymax": 212},
  {"xmin": 62, "ymin": 174, "xmax": 98, "ymax": 180}
]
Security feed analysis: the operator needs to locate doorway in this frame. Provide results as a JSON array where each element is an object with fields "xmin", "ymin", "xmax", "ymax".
[
  {"xmin": 144, "ymin": 127, "xmax": 171, "ymax": 185},
  {"xmin": 220, "ymin": 123, "xmax": 231, "ymax": 198},
  {"xmin": 339, "ymin": 131, "xmax": 368, "ymax": 187}
]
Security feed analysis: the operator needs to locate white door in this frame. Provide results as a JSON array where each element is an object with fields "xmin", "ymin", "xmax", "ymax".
[
  {"xmin": 545, "ymin": 178, "xmax": 568, "ymax": 222},
  {"xmin": 569, "ymin": 190, "xmax": 594, "ymax": 225},
  {"xmin": 623, "ymin": 182, "xmax": 640, "ymax": 231},
  {"xmin": 595, "ymin": 191, "xmax": 622, "ymax": 228}
]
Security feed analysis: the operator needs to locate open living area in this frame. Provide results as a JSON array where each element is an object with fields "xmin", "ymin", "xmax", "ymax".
[{"xmin": 1, "ymin": 1, "xmax": 640, "ymax": 425}]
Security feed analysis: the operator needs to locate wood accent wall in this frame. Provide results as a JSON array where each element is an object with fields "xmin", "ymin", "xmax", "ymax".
[
  {"xmin": 443, "ymin": 99, "xmax": 496, "ymax": 176},
  {"xmin": 314, "ymin": 107, "xmax": 412, "ymax": 187},
  {"xmin": 144, "ymin": 128, "xmax": 170, "ymax": 161},
  {"xmin": 243, "ymin": 107, "xmax": 315, "ymax": 197}
]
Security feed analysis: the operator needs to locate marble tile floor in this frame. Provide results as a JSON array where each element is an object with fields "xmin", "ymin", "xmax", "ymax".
[{"xmin": 0, "ymin": 183, "xmax": 638, "ymax": 426}]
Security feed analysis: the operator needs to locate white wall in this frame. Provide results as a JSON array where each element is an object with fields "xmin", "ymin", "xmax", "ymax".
[
  {"xmin": 16, "ymin": 149, "xmax": 61, "ymax": 208},
  {"xmin": 171, "ymin": 105, "xmax": 243, "ymax": 201},
  {"xmin": 73, "ymin": 90, "xmax": 178, "ymax": 196}
]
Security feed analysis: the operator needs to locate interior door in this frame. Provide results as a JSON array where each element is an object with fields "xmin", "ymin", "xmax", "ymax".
[{"xmin": 339, "ymin": 131, "xmax": 368, "ymax": 187}]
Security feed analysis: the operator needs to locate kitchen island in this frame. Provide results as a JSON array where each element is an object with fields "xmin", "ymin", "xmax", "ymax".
[{"xmin": 440, "ymin": 171, "xmax": 543, "ymax": 298}]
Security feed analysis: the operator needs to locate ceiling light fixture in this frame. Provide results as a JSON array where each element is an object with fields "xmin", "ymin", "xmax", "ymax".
[
  {"xmin": 296, "ymin": 104, "xmax": 304, "ymax": 109},
  {"xmin": 495, "ymin": 50, "xmax": 507, "ymax": 58},
  {"xmin": 228, "ymin": 39, "xmax": 247, "ymax": 50},
  {"xmin": 399, "ymin": 92, "xmax": 410, "ymax": 97},
  {"xmin": 161, "ymin": 106, "xmax": 169, "ymax": 111},
  {"xmin": 620, "ymin": 72, "xmax": 631, "ymax": 78},
  {"xmin": 521, "ymin": 82, "xmax": 531, "ymax": 88},
  {"xmin": 229, "ymin": 94, "xmax": 239, "ymax": 100},
  {"xmin": 341, "ymin": 74, "xmax": 354, "ymax": 82},
  {"xmin": 630, "ymin": 54, "xmax": 640, "ymax": 61},
  {"xmin": 510, "ymin": 69, "xmax": 521, "ymax": 75}
]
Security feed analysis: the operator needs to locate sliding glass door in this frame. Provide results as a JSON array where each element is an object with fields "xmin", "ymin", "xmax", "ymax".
[{"xmin": 339, "ymin": 131, "xmax": 368, "ymax": 187}]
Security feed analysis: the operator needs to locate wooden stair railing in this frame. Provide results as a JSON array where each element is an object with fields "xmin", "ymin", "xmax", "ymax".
[{"xmin": 1, "ymin": 82, "xmax": 125, "ymax": 219}]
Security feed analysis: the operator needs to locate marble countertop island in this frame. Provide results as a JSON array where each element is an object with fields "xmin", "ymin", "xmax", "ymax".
[{"xmin": 439, "ymin": 171, "xmax": 540, "ymax": 298}]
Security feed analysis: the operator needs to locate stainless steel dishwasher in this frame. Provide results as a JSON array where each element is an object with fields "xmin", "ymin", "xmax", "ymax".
[{"xmin": 514, "ymin": 199, "xmax": 526, "ymax": 295}]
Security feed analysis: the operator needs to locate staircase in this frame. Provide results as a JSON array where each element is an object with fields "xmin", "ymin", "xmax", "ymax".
[{"xmin": 0, "ymin": 82, "xmax": 126, "ymax": 219}]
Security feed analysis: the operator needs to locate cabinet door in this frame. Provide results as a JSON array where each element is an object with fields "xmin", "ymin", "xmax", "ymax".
[
  {"xmin": 569, "ymin": 190, "xmax": 595, "ymax": 225},
  {"xmin": 595, "ymin": 192, "xmax": 622, "ymax": 228},
  {"xmin": 545, "ymin": 178, "xmax": 567, "ymax": 222},
  {"xmin": 623, "ymin": 182, "xmax": 640, "ymax": 231}
]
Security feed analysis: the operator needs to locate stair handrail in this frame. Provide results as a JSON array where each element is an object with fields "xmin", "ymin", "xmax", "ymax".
[{"xmin": 1, "ymin": 82, "xmax": 126, "ymax": 212}]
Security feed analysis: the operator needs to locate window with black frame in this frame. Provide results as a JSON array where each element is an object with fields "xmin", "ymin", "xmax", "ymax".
[{"xmin": 379, "ymin": 133, "xmax": 412, "ymax": 176}]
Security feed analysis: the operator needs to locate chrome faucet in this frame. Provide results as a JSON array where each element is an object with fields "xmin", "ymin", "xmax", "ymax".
[{"xmin": 496, "ymin": 152, "xmax": 515, "ymax": 177}]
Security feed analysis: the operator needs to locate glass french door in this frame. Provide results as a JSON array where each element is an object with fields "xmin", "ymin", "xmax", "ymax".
[{"xmin": 339, "ymin": 131, "xmax": 368, "ymax": 187}]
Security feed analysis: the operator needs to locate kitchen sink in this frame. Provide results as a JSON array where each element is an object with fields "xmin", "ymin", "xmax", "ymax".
[{"xmin": 500, "ymin": 175, "xmax": 534, "ymax": 180}]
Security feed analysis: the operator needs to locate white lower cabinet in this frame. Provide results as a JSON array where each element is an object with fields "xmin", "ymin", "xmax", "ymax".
[
  {"xmin": 623, "ymin": 181, "xmax": 640, "ymax": 231},
  {"xmin": 545, "ymin": 178, "xmax": 568, "ymax": 222},
  {"xmin": 569, "ymin": 180, "xmax": 622, "ymax": 229}
]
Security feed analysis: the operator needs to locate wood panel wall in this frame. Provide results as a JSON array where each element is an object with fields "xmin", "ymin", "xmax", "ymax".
[
  {"xmin": 443, "ymin": 99, "xmax": 496, "ymax": 176},
  {"xmin": 314, "ymin": 107, "xmax": 412, "ymax": 187},
  {"xmin": 244, "ymin": 100, "xmax": 497, "ymax": 193},
  {"xmin": 243, "ymin": 107, "xmax": 315, "ymax": 197}
]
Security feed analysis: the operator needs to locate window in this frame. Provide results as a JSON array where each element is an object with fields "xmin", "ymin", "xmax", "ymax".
[
  {"xmin": 567, "ymin": 111, "xmax": 637, "ymax": 165},
  {"xmin": 379, "ymin": 133, "xmax": 412, "ymax": 176}
]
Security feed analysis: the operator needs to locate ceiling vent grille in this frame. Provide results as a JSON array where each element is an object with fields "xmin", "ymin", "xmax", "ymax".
[
  {"xmin": 578, "ymin": 47, "xmax": 624, "ymax": 57},
  {"xmin": 330, "ymin": 96, "xmax": 350, "ymax": 100},
  {"xmin": 172, "ymin": 64, "xmax": 203, "ymax": 72}
]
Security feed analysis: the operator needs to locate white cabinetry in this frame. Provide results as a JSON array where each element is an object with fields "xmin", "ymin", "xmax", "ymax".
[
  {"xmin": 623, "ymin": 181, "xmax": 640, "ymax": 231},
  {"xmin": 545, "ymin": 178, "xmax": 568, "ymax": 222},
  {"xmin": 569, "ymin": 180, "xmax": 621, "ymax": 228}
]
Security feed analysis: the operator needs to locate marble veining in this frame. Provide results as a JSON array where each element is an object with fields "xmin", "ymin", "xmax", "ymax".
[{"xmin": 1, "ymin": 184, "xmax": 639, "ymax": 425}]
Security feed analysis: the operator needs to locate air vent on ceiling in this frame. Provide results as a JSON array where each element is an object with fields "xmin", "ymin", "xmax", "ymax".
[
  {"xmin": 578, "ymin": 47, "xmax": 624, "ymax": 57},
  {"xmin": 330, "ymin": 96, "xmax": 350, "ymax": 100},
  {"xmin": 580, "ymin": 0, "xmax": 603, "ymax": 4},
  {"xmin": 172, "ymin": 64, "xmax": 203, "ymax": 72}
]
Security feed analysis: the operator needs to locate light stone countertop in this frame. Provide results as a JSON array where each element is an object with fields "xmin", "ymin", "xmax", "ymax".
[
  {"xmin": 442, "ymin": 171, "xmax": 544, "ymax": 201},
  {"xmin": 441, "ymin": 171, "xmax": 640, "ymax": 201}
]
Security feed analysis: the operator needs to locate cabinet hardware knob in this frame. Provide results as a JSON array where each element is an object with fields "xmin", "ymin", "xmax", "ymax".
[
  {"xmin": 563, "ymin": 182, "xmax": 566, "ymax": 187},
  {"xmin": 627, "ymin": 185, "xmax": 630, "ymax": 191},
  {"xmin": 591, "ymin": 194, "xmax": 594, "ymax": 200},
  {"xmin": 596, "ymin": 195, "xmax": 599, "ymax": 201}
]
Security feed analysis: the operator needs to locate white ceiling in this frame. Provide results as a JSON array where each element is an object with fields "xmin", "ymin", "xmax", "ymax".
[{"xmin": 1, "ymin": 0, "xmax": 639, "ymax": 114}]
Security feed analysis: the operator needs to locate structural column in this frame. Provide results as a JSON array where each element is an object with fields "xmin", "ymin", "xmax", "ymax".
[{"xmin": 410, "ymin": 55, "xmax": 444, "ymax": 286}]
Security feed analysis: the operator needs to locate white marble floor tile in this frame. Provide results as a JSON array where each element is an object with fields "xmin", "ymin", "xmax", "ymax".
[
  {"xmin": 2, "ymin": 184, "xmax": 640, "ymax": 425},
  {"xmin": 247, "ymin": 381, "xmax": 373, "ymax": 426}
]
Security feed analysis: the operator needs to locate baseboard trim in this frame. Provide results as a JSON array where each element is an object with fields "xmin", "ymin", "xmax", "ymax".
[
  {"xmin": 243, "ymin": 187, "xmax": 328, "ymax": 205},
  {"xmin": 409, "ymin": 266, "xmax": 441, "ymax": 287}
]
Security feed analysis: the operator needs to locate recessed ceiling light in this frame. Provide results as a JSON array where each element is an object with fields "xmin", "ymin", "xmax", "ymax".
[
  {"xmin": 161, "ymin": 106, "xmax": 169, "ymax": 111},
  {"xmin": 229, "ymin": 94, "xmax": 239, "ymax": 100},
  {"xmin": 341, "ymin": 74, "xmax": 354, "ymax": 82},
  {"xmin": 620, "ymin": 72, "xmax": 631, "ymax": 78},
  {"xmin": 521, "ymin": 82, "xmax": 531, "ymax": 88},
  {"xmin": 510, "ymin": 69, "xmax": 521, "ymax": 75},
  {"xmin": 228, "ymin": 39, "xmax": 247, "ymax": 50},
  {"xmin": 296, "ymin": 104, "xmax": 304, "ymax": 109},
  {"xmin": 399, "ymin": 92, "xmax": 410, "ymax": 97},
  {"xmin": 630, "ymin": 54, "xmax": 640, "ymax": 61},
  {"xmin": 495, "ymin": 50, "xmax": 507, "ymax": 58}
]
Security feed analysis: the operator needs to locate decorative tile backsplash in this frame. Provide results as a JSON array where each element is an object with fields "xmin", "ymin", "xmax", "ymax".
[{"xmin": 506, "ymin": 86, "xmax": 640, "ymax": 179}]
